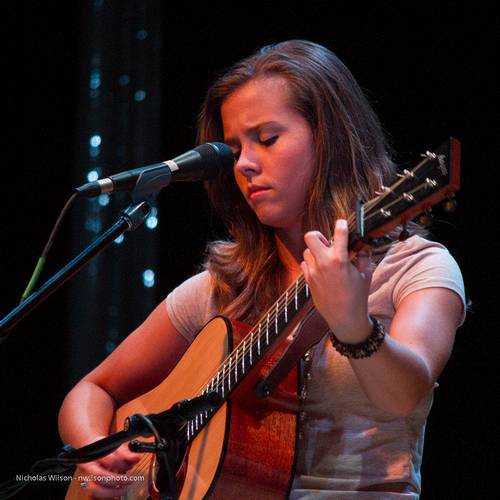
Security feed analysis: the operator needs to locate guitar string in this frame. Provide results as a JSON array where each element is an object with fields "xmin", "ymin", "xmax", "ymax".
[{"xmin": 191, "ymin": 276, "xmax": 310, "ymax": 394}]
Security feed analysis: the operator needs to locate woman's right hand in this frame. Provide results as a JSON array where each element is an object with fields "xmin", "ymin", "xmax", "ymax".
[{"xmin": 74, "ymin": 441, "xmax": 142, "ymax": 499}]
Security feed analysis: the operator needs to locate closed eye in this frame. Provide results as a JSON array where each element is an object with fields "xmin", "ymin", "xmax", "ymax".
[{"xmin": 260, "ymin": 136, "xmax": 278, "ymax": 146}]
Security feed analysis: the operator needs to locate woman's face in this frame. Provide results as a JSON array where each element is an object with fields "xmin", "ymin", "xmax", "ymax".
[{"xmin": 221, "ymin": 76, "xmax": 315, "ymax": 234}]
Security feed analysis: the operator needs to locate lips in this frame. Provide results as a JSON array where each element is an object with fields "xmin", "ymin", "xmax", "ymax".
[{"xmin": 247, "ymin": 185, "xmax": 271, "ymax": 201}]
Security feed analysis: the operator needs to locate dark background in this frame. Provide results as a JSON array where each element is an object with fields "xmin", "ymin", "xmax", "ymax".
[{"xmin": 3, "ymin": 2, "xmax": 498, "ymax": 498}]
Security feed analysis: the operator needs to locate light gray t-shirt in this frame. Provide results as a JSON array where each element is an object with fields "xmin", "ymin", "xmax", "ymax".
[{"xmin": 166, "ymin": 236, "xmax": 466, "ymax": 498}]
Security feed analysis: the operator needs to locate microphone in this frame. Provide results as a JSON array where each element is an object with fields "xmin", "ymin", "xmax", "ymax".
[
  {"xmin": 124, "ymin": 392, "xmax": 223, "ymax": 437},
  {"xmin": 163, "ymin": 391, "xmax": 223, "ymax": 421},
  {"xmin": 75, "ymin": 142, "xmax": 233, "ymax": 198}
]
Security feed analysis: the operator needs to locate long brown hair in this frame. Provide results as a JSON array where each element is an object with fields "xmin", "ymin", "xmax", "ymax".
[{"xmin": 197, "ymin": 40, "xmax": 396, "ymax": 323}]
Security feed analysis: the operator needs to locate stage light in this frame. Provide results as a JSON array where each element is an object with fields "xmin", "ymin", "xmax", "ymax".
[
  {"xmin": 90, "ymin": 69, "xmax": 101, "ymax": 89},
  {"xmin": 142, "ymin": 269, "xmax": 155, "ymax": 288},
  {"xmin": 98, "ymin": 194, "xmax": 110, "ymax": 206},
  {"xmin": 85, "ymin": 218, "xmax": 102, "ymax": 234},
  {"xmin": 118, "ymin": 74, "xmax": 130, "ymax": 86},
  {"xmin": 90, "ymin": 135, "xmax": 102, "ymax": 147},
  {"xmin": 87, "ymin": 170, "xmax": 99, "ymax": 182},
  {"xmin": 146, "ymin": 207, "xmax": 158, "ymax": 229},
  {"xmin": 134, "ymin": 90, "xmax": 146, "ymax": 102}
]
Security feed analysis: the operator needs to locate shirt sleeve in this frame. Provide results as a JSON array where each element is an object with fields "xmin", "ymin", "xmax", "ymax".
[
  {"xmin": 391, "ymin": 237, "xmax": 466, "ymax": 325},
  {"xmin": 165, "ymin": 270, "xmax": 218, "ymax": 342}
]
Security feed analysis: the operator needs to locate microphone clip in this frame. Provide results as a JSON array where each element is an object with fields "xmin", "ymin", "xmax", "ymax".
[{"xmin": 130, "ymin": 164, "xmax": 171, "ymax": 203}]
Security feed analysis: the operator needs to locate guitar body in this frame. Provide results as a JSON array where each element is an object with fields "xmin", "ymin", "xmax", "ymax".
[{"xmin": 66, "ymin": 316, "xmax": 299, "ymax": 500}]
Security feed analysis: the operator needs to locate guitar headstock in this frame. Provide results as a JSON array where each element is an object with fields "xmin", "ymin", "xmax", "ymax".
[{"xmin": 356, "ymin": 137, "xmax": 461, "ymax": 242}]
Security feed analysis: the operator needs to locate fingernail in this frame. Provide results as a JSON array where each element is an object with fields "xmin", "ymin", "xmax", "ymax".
[{"xmin": 336, "ymin": 219, "xmax": 348, "ymax": 229}]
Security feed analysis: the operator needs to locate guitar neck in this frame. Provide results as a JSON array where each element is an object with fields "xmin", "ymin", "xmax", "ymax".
[{"xmin": 184, "ymin": 274, "xmax": 312, "ymax": 441}]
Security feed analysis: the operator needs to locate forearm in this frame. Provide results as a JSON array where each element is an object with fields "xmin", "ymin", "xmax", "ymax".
[
  {"xmin": 58, "ymin": 380, "xmax": 117, "ymax": 448},
  {"xmin": 348, "ymin": 333, "xmax": 433, "ymax": 417}
]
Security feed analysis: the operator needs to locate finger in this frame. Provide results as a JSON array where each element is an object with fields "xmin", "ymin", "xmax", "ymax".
[
  {"xmin": 100, "ymin": 451, "xmax": 140, "ymax": 473},
  {"xmin": 356, "ymin": 252, "xmax": 372, "ymax": 274},
  {"xmin": 331, "ymin": 219, "xmax": 349, "ymax": 261},
  {"xmin": 304, "ymin": 231, "xmax": 330, "ymax": 263},
  {"xmin": 300, "ymin": 260, "xmax": 310, "ymax": 282},
  {"xmin": 302, "ymin": 247, "xmax": 316, "ymax": 267}
]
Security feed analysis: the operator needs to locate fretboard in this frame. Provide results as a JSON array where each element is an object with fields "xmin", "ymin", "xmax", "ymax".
[{"xmin": 185, "ymin": 274, "xmax": 311, "ymax": 441}]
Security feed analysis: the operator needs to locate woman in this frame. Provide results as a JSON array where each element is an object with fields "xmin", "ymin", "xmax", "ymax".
[{"xmin": 59, "ymin": 40, "xmax": 465, "ymax": 498}]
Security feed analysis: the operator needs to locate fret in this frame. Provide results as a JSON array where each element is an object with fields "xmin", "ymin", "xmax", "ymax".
[
  {"xmin": 222, "ymin": 364, "xmax": 226, "ymax": 397},
  {"xmin": 257, "ymin": 323, "xmax": 261, "ymax": 355},
  {"xmin": 295, "ymin": 280, "xmax": 298, "ymax": 310},
  {"xmin": 305, "ymin": 283, "xmax": 309, "ymax": 298},
  {"xmin": 250, "ymin": 330, "xmax": 254, "ymax": 364},
  {"xmin": 275, "ymin": 302, "xmax": 279, "ymax": 335},
  {"xmin": 266, "ymin": 313, "xmax": 270, "ymax": 345},
  {"xmin": 234, "ymin": 350, "xmax": 238, "ymax": 383},
  {"xmin": 242, "ymin": 339, "xmax": 246, "ymax": 373},
  {"xmin": 285, "ymin": 290, "xmax": 288, "ymax": 322},
  {"xmin": 228, "ymin": 357, "xmax": 232, "ymax": 390},
  {"xmin": 206, "ymin": 383, "xmax": 211, "ymax": 419}
]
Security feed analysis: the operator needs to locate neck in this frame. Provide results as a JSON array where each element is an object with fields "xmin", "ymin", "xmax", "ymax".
[{"xmin": 274, "ymin": 227, "xmax": 304, "ymax": 278}]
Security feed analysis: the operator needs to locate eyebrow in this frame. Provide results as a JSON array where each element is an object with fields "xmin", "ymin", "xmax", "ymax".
[{"xmin": 224, "ymin": 121, "xmax": 282, "ymax": 146}]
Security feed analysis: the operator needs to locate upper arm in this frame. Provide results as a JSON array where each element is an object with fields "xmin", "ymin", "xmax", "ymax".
[
  {"xmin": 84, "ymin": 301, "xmax": 190, "ymax": 406},
  {"xmin": 389, "ymin": 287, "xmax": 464, "ymax": 383}
]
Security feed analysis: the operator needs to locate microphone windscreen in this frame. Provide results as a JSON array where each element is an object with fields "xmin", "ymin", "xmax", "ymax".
[{"xmin": 172, "ymin": 142, "xmax": 234, "ymax": 181}]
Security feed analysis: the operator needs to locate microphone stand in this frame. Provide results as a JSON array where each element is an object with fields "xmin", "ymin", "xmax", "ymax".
[{"xmin": 0, "ymin": 201, "xmax": 151, "ymax": 341}]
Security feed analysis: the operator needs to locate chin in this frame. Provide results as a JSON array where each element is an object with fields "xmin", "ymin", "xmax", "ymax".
[{"xmin": 255, "ymin": 212, "xmax": 293, "ymax": 231}]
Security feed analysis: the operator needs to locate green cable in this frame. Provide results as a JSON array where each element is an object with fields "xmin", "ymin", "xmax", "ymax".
[{"xmin": 20, "ymin": 256, "xmax": 46, "ymax": 303}]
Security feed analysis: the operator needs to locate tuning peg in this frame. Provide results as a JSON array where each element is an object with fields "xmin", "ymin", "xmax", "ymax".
[
  {"xmin": 418, "ymin": 209, "xmax": 434, "ymax": 227},
  {"xmin": 398, "ymin": 224, "xmax": 410, "ymax": 241},
  {"xmin": 442, "ymin": 194, "xmax": 457, "ymax": 213}
]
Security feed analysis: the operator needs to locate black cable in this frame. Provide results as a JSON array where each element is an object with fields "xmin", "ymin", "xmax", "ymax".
[{"xmin": 133, "ymin": 414, "xmax": 178, "ymax": 500}]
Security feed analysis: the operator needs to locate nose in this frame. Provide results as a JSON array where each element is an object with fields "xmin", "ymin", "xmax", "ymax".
[{"xmin": 234, "ymin": 144, "xmax": 262, "ymax": 179}]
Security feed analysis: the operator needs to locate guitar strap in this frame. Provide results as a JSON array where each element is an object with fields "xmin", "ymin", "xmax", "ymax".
[{"xmin": 255, "ymin": 308, "xmax": 331, "ymax": 399}]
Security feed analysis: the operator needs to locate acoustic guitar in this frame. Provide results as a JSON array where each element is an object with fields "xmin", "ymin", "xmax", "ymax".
[{"xmin": 66, "ymin": 138, "xmax": 461, "ymax": 499}]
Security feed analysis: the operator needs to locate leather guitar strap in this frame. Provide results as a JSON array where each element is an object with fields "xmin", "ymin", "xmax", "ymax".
[{"xmin": 255, "ymin": 308, "xmax": 331, "ymax": 398}]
